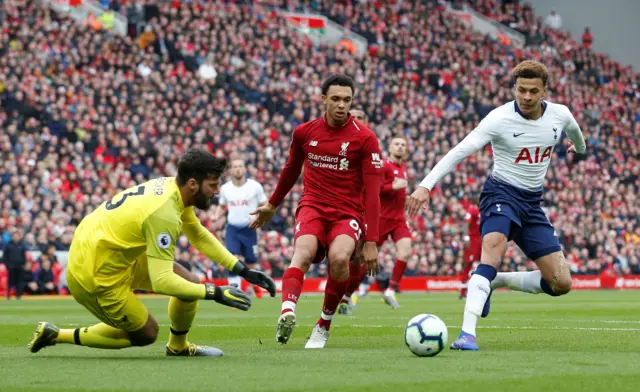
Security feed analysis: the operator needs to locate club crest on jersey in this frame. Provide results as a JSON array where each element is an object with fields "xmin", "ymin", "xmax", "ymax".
[
  {"xmin": 553, "ymin": 127, "xmax": 558, "ymax": 139},
  {"xmin": 339, "ymin": 142, "xmax": 350, "ymax": 156},
  {"xmin": 156, "ymin": 233, "xmax": 172, "ymax": 249}
]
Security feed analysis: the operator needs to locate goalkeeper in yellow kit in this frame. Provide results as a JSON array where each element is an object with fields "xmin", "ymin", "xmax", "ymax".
[{"xmin": 28, "ymin": 148, "xmax": 276, "ymax": 356}]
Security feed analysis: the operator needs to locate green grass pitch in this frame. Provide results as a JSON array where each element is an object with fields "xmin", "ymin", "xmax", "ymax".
[{"xmin": 1, "ymin": 291, "xmax": 639, "ymax": 392}]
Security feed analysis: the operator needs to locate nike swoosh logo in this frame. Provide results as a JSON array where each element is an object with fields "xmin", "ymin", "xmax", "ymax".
[
  {"xmin": 513, "ymin": 133, "xmax": 525, "ymax": 137},
  {"xmin": 224, "ymin": 289, "xmax": 245, "ymax": 302}
]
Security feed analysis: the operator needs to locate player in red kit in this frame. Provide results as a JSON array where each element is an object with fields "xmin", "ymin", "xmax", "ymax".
[
  {"xmin": 250, "ymin": 75, "xmax": 383, "ymax": 348},
  {"xmin": 460, "ymin": 197, "xmax": 482, "ymax": 299},
  {"xmin": 376, "ymin": 134, "xmax": 412, "ymax": 308}
]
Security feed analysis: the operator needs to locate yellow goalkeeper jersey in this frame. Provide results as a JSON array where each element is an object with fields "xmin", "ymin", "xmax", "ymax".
[{"xmin": 68, "ymin": 177, "xmax": 238, "ymax": 293}]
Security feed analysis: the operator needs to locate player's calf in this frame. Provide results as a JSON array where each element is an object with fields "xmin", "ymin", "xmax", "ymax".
[{"xmin": 537, "ymin": 251, "xmax": 572, "ymax": 296}]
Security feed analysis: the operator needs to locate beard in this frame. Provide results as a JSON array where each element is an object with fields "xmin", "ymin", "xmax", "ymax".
[{"xmin": 193, "ymin": 189, "xmax": 213, "ymax": 210}]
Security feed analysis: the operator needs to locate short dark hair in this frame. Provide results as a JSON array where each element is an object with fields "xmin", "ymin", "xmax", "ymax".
[
  {"xmin": 176, "ymin": 148, "xmax": 227, "ymax": 186},
  {"xmin": 350, "ymin": 108, "xmax": 368, "ymax": 122},
  {"xmin": 512, "ymin": 60, "xmax": 549, "ymax": 86},
  {"xmin": 321, "ymin": 74, "xmax": 355, "ymax": 96}
]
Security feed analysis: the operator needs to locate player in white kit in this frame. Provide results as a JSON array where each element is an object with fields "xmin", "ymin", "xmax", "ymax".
[
  {"xmin": 406, "ymin": 60, "xmax": 587, "ymax": 350},
  {"xmin": 215, "ymin": 159, "xmax": 269, "ymax": 297}
]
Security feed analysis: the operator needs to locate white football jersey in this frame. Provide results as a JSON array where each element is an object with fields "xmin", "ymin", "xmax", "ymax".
[
  {"xmin": 218, "ymin": 179, "xmax": 267, "ymax": 227},
  {"xmin": 420, "ymin": 100, "xmax": 586, "ymax": 191}
]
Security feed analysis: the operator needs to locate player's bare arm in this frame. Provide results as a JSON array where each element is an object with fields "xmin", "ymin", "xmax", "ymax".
[
  {"xmin": 249, "ymin": 202, "xmax": 277, "ymax": 228},
  {"xmin": 361, "ymin": 134, "xmax": 384, "ymax": 276}
]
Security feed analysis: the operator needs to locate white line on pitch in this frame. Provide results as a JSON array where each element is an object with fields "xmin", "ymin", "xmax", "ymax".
[
  {"xmin": 59, "ymin": 322, "xmax": 640, "ymax": 332},
  {"xmin": 165, "ymin": 324, "xmax": 640, "ymax": 332}
]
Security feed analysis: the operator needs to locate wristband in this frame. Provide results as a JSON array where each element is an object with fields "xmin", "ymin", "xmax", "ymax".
[
  {"xmin": 231, "ymin": 260, "xmax": 249, "ymax": 276},
  {"xmin": 204, "ymin": 283, "xmax": 221, "ymax": 301}
]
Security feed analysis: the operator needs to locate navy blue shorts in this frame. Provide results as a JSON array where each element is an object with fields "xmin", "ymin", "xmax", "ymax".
[
  {"xmin": 225, "ymin": 224, "xmax": 258, "ymax": 265},
  {"xmin": 479, "ymin": 176, "xmax": 561, "ymax": 261}
]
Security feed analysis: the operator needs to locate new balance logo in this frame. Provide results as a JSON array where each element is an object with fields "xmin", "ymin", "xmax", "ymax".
[
  {"xmin": 309, "ymin": 140, "xmax": 318, "ymax": 147},
  {"xmin": 513, "ymin": 133, "xmax": 525, "ymax": 138}
]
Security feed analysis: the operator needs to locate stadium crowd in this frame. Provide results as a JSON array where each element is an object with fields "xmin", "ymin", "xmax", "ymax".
[{"xmin": 1, "ymin": 0, "xmax": 638, "ymax": 295}]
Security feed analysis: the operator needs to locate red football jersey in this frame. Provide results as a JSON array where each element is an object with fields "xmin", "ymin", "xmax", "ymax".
[
  {"xmin": 465, "ymin": 205, "xmax": 481, "ymax": 241},
  {"xmin": 380, "ymin": 158, "xmax": 407, "ymax": 221},
  {"xmin": 269, "ymin": 114, "xmax": 383, "ymax": 241}
]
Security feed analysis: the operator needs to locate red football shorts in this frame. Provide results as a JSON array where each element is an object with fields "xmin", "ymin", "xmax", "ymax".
[
  {"xmin": 294, "ymin": 205, "xmax": 363, "ymax": 264},
  {"xmin": 376, "ymin": 218, "xmax": 412, "ymax": 247},
  {"xmin": 464, "ymin": 239, "xmax": 482, "ymax": 263}
]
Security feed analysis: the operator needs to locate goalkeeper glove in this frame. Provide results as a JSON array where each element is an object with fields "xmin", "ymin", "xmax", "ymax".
[
  {"xmin": 232, "ymin": 261, "xmax": 277, "ymax": 297},
  {"xmin": 205, "ymin": 283, "xmax": 252, "ymax": 311}
]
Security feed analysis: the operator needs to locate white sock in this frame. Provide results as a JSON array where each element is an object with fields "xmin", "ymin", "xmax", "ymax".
[
  {"xmin": 228, "ymin": 275, "xmax": 242, "ymax": 288},
  {"xmin": 358, "ymin": 283, "xmax": 369, "ymax": 296},
  {"xmin": 491, "ymin": 271, "xmax": 543, "ymax": 294},
  {"xmin": 384, "ymin": 288, "xmax": 395, "ymax": 296},
  {"xmin": 341, "ymin": 295, "xmax": 350, "ymax": 302},
  {"xmin": 282, "ymin": 301, "xmax": 296, "ymax": 313},
  {"xmin": 321, "ymin": 312, "xmax": 333, "ymax": 321},
  {"xmin": 461, "ymin": 274, "xmax": 491, "ymax": 336}
]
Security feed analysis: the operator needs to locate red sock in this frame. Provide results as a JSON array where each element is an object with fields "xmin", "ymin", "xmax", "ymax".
[
  {"xmin": 460, "ymin": 263, "xmax": 474, "ymax": 297},
  {"xmin": 359, "ymin": 263, "xmax": 366, "ymax": 282},
  {"xmin": 281, "ymin": 267, "xmax": 304, "ymax": 315},
  {"xmin": 253, "ymin": 285, "xmax": 263, "ymax": 299},
  {"xmin": 343, "ymin": 262, "xmax": 362, "ymax": 301},
  {"xmin": 320, "ymin": 274, "xmax": 349, "ymax": 330},
  {"xmin": 461, "ymin": 263, "xmax": 474, "ymax": 283},
  {"xmin": 389, "ymin": 259, "xmax": 407, "ymax": 291}
]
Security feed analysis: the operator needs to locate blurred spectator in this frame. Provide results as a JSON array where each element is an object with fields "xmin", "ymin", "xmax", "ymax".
[
  {"xmin": 2, "ymin": 230, "xmax": 28, "ymax": 299},
  {"xmin": 37, "ymin": 257, "xmax": 59, "ymax": 295},
  {"xmin": 582, "ymin": 27, "xmax": 593, "ymax": 48},
  {"xmin": 23, "ymin": 261, "xmax": 39, "ymax": 296},
  {"xmin": 544, "ymin": 9, "xmax": 562, "ymax": 30}
]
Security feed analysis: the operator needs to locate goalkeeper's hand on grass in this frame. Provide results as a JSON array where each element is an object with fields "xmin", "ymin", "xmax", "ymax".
[
  {"xmin": 205, "ymin": 284, "xmax": 252, "ymax": 311},
  {"xmin": 232, "ymin": 261, "xmax": 277, "ymax": 297}
]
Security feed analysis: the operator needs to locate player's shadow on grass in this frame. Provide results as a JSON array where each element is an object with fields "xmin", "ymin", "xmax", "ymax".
[{"xmin": 29, "ymin": 355, "xmax": 173, "ymax": 361}]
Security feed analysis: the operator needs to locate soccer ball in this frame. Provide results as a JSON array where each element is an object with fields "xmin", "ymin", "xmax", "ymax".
[{"xmin": 404, "ymin": 314, "xmax": 448, "ymax": 357}]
